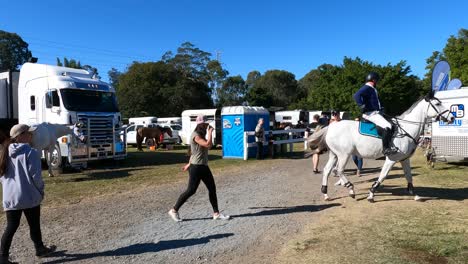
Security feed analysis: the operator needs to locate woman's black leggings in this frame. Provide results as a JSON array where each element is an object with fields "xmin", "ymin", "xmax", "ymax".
[
  {"xmin": 174, "ymin": 165, "xmax": 219, "ymax": 213},
  {"xmin": 1, "ymin": 205, "xmax": 44, "ymax": 257}
]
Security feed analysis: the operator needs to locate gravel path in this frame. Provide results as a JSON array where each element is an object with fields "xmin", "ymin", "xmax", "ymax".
[{"xmin": 6, "ymin": 154, "xmax": 383, "ymax": 264}]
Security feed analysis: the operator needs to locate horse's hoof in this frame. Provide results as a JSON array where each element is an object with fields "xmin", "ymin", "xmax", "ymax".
[
  {"xmin": 367, "ymin": 197, "xmax": 374, "ymax": 203},
  {"xmin": 349, "ymin": 193, "xmax": 355, "ymax": 199},
  {"xmin": 324, "ymin": 195, "xmax": 330, "ymax": 201}
]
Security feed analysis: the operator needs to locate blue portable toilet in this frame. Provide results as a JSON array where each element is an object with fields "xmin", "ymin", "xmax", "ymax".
[{"xmin": 221, "ymin": 106, "xmax": 269, "ymax": 159}]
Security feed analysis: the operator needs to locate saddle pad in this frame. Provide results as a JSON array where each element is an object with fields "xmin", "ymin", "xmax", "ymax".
[{"xmin": 359, "ymin": 121, "xmax": 381, "ymax": 138}]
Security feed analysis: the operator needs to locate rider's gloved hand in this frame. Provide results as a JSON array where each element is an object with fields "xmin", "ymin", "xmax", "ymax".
[{"xmin": 360, "ymin": 105, "xmax": 367, "ymax": 113}]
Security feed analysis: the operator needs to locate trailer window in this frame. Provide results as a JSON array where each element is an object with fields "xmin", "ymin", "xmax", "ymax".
[{"xmin": 30, "ymin": 96, "xmax": 35, "ymax": 110}]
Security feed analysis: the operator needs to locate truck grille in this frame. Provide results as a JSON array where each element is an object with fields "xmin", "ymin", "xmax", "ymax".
[{"xmin": 77, "ymin": 114, "xmax": 115, "ymax": 148}]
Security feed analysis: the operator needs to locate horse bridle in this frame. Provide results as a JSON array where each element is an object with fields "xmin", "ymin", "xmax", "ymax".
[
  {"xmin": 386, "ymin": 96, "xmax": 451, "ymax": 145},
  {"xmin": 426, "ymin": 96, "xmax": 450, "ymax": 122}
]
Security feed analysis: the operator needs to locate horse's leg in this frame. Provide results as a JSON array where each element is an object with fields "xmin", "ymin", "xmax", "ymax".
[
  {"xmin": 400, "ymin": 158, "xmax": 415, "ymax": 196},
  {"xmin": 367, "ymin": 158, "xmax": 396, "ymax": 203},
  {"xmin": 336, "ymin": 154, "xmax": 355, "ymax": 198},
  {"xmin": 321, "ymin": 152, "xmax": 337, "ymax": 201},
  {"xmin": 47, "ymin": 146, "xmax": 54, "ymax": 177}
]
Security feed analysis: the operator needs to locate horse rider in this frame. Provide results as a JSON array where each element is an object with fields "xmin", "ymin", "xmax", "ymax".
[{"xmin": 353, "ymin": 72, "xmax": 398, "ymax": 155}]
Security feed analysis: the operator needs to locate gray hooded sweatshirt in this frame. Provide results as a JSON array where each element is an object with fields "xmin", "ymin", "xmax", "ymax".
[{"xmin": 0, "ymin": 143, "xmax": 44, "ymax": 211}]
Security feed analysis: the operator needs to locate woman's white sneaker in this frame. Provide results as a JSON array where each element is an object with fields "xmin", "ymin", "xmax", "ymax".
[
  {"xmin": 213, "ymin": 213, "xmax": 230, "ymax": 220},
  {"xmin": 168, "ymin": 209, "xmax": 182, "ymax": 222}
]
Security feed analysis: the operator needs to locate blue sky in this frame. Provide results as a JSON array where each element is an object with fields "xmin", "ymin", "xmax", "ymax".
[{"xmin": 1, "ymin": 0, "xmax": 466, "ymax": 82}]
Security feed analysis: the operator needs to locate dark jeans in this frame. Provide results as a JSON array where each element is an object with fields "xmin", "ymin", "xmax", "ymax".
[
  {"xmin": 1, "ymin": 205, "xmax": 44, "ymax": 257},
  {"xmin": 352, "ymin": 155, "xmax": 363, "ymax": 170},
  {"xmin": 174, "ymin": 165, "xmax": 219, "ymax": 213},
  {"xmin": 256, "ymin": 141, "xmax": 264, "ymax": 159}
]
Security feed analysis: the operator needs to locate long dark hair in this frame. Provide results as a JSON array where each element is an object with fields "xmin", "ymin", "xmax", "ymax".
[
  {"xmin": 0, "ymin": 137, "xmax": 14, "ymax": 175},
  {"xmin": 194, "ymin": 123, "xmax": 208, "ymax": 139}
]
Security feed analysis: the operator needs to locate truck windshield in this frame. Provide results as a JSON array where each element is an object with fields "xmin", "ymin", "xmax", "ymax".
[{"xmin": 60, "ymin": 89, "xmax": 119, "ymax": 112}]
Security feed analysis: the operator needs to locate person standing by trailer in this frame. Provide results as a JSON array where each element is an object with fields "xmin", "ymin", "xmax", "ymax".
[
  {"xmin": 0, "ymin": 124, "xmax": 56, "ymax": 264},
  {"xmin": 255, "ymin": 118, "xmax": 265, "ymax": 160},
  {"xmin": 168, "ymin": 115, "xmax": 230, "ymax": 222}
]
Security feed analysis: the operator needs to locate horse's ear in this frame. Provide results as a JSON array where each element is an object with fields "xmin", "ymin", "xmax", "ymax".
[{"xmin": 425, "ymin": 90, "xmax": 434, "ymax": 101}]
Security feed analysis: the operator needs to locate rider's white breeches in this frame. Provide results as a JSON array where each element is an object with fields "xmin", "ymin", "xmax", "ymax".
[{"xmin": 362, "ymin": 111, "xmax": 391, "ymax": 129}]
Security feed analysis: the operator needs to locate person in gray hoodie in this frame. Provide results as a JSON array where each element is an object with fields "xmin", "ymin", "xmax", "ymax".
[{"xmin": 0, "ymin": 124, "xmax": 56, "ymax": 264}]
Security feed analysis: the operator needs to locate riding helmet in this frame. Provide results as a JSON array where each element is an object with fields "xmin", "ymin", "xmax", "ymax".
[{"xmin": 365, "ymin": 72, "xmax": 380, "ymax": 83}]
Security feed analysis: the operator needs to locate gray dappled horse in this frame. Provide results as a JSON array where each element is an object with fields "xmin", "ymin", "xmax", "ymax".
[{"xmin": 313, "ymin": 91, "xmax": 454, "ymax": 202}]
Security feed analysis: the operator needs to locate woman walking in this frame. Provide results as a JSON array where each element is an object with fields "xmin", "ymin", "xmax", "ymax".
[
  {"xmin": 0, "ymin": 124, "xmax": 56, "ymax": 264},
  {"xmin": 168, "ymin": 115, "xmax": 230, "ymax": 222}
]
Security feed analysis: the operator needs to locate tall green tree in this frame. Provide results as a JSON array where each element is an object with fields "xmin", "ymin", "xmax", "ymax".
[
  {"xmin": 299, "ymin": 57, "xmax": 422, "ymax": 116},
  {"xmin": 57, "ymin": 57, "xmax": 99, "ymax": 77},
  {"xmin": 116, "ymin": 61, "xmax": 213, "ymax": 118},
  {"xmin": 162, "ymin": 42, "xmax": 228, "ymax": 101},
  {"xmin": 108, "ymin": 67, "xmax": 122, "ymax": 88},
  {"xmin": 247, "ymin": 70, "xmax": 298, "ymax": 108},
  {"xmin": 217, "ymin": 75, "xmax": 247, "ymax": 107},
  {"xmin": 207, "ymin": 60, "xmax": 229, "ymax": 103},
  {"xmin": 162, "ymin": 42, "xmax": 212, "ymax": 82},
  {"xmin": 424, "ymin": 28, "xmax": 468, "ymax": 88},
  {"xmin": 246, "ymin": 70, "xmax": 261, "ymax": 89},
  {"xmin": 0, "ymin": 30, "xmax": 32, "ymax": 71}
]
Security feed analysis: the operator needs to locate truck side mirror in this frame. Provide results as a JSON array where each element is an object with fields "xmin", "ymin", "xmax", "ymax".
[{"xmin": 45, "ymin": 92, "xmax": 53, "ymax": 108}]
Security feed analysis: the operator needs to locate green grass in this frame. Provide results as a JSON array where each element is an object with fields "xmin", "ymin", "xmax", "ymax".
[
  {"xmin": 278, "ymin": 149, "xmax": 468, "ymax": 264},
  {"xmin": 3, "ymin": 143, "xmax": 305, "ymax": 207}
]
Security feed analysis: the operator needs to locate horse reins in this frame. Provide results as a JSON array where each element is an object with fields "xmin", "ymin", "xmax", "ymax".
[{"xmin": 382, "ymin": 96, "xmax": 450, "ymax": 145}]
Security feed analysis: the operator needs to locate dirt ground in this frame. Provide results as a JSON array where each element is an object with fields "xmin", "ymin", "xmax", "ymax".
[{"xmin": 5, "ymin": 153, "xmax": 385, "ymax": 264}]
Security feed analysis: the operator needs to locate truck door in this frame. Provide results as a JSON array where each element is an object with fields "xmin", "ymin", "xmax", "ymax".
[{"xmin": 44, "ymin": 90, "xmax": 62, "ymax": 123}]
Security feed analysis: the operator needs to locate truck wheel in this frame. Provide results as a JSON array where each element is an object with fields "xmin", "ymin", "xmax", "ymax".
[{"xmin": 45, "ymin": 143, "xmax": 63, "ymax": 174}]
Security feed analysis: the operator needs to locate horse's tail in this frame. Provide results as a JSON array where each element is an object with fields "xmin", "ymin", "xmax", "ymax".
[
  {"xmin": 136, "ymin": 127, "xmax": 143, "ymax": 150},
  {"xmin": 307, "ymin": 126, "xmax": 329, "ymax": 152}
]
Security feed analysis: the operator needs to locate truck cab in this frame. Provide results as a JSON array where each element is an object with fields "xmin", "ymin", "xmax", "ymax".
[{"xmin": 15, "ymin": 63, "xmax": 126, "ymax": 169}]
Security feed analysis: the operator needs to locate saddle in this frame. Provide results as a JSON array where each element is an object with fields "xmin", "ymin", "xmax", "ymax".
[
  {"xmin": 358, "ymin": 118, "xmax": 396, "ymax": 139},
  {"xmin": 358, "ymin": 120, "xmax": 381, "ymax": 138}
]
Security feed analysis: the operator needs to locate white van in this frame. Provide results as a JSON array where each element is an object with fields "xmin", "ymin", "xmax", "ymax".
[{"xmin": 432, "ymin": 88, "xmax": 468, "ymax": 161}]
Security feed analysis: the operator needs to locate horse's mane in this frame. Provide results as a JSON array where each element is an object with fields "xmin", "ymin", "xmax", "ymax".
[{"xmin": 397, "ymin": 96, "xmax": 425, "ymax": 119}]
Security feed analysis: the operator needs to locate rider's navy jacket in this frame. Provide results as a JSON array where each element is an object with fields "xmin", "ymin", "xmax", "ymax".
[{"xmin": 353, "ymin": 84, "xmax": 381, "ymax": 112}]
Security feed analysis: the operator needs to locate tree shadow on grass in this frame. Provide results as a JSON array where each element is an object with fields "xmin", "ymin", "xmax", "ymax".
[{"xmin": 43, "ymin": 233, "xmax": 234, "ymax": 263}]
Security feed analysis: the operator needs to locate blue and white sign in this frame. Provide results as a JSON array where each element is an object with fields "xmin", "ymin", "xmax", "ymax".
[
  {"xmin": 234, "ymin": 117, "xmax": 241, "ymax": 126},
  {"xmin": 450, "ymin": 104, "xmax": 464, "ymax": 118},
  {"xmin": 223, "ymin": 119, "xmax": 232, "ymax": 129}
]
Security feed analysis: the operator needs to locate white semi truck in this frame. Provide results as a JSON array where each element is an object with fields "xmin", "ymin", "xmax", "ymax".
[{"xmin": 0, "ymin": 62, "xmax": 126, "ymax": 170}]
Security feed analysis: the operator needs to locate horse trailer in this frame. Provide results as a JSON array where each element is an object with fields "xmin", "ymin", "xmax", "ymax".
[
  {"xmin": 157, "ymin": 117, "xmax": 181, "ymax": 125},
  {"xmin": 180, "ymin": 109, "xmax": 221, "ymax": 146},
  {"xmin": 128, "ymin": 116, "xmax": 158, "ymax": 126},
  {"xmin": 274, "ymin": 110, "xmax": 308, "ymax": 127},
  {"xmin": 431, "ymin": 88, "xmax": 468, "ymax": 162},
  {"xmin": 0, "ymin": 62, "xmax": 127, "ymax": 170}
]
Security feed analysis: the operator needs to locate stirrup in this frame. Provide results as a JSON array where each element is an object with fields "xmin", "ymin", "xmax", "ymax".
[{"xmin": 383, "ymin": 147, "xmax": 398, "ymax": 155}]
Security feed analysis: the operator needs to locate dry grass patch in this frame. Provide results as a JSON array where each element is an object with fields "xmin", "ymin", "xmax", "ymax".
[{"xmin": 277, "ymin": 149, "xmax": 468, "ymax": 264}]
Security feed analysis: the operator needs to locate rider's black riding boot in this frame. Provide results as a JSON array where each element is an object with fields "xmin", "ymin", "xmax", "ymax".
[{"xmin": 382, "ymin": 128, "xmax": 397, "ymax": 155}]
